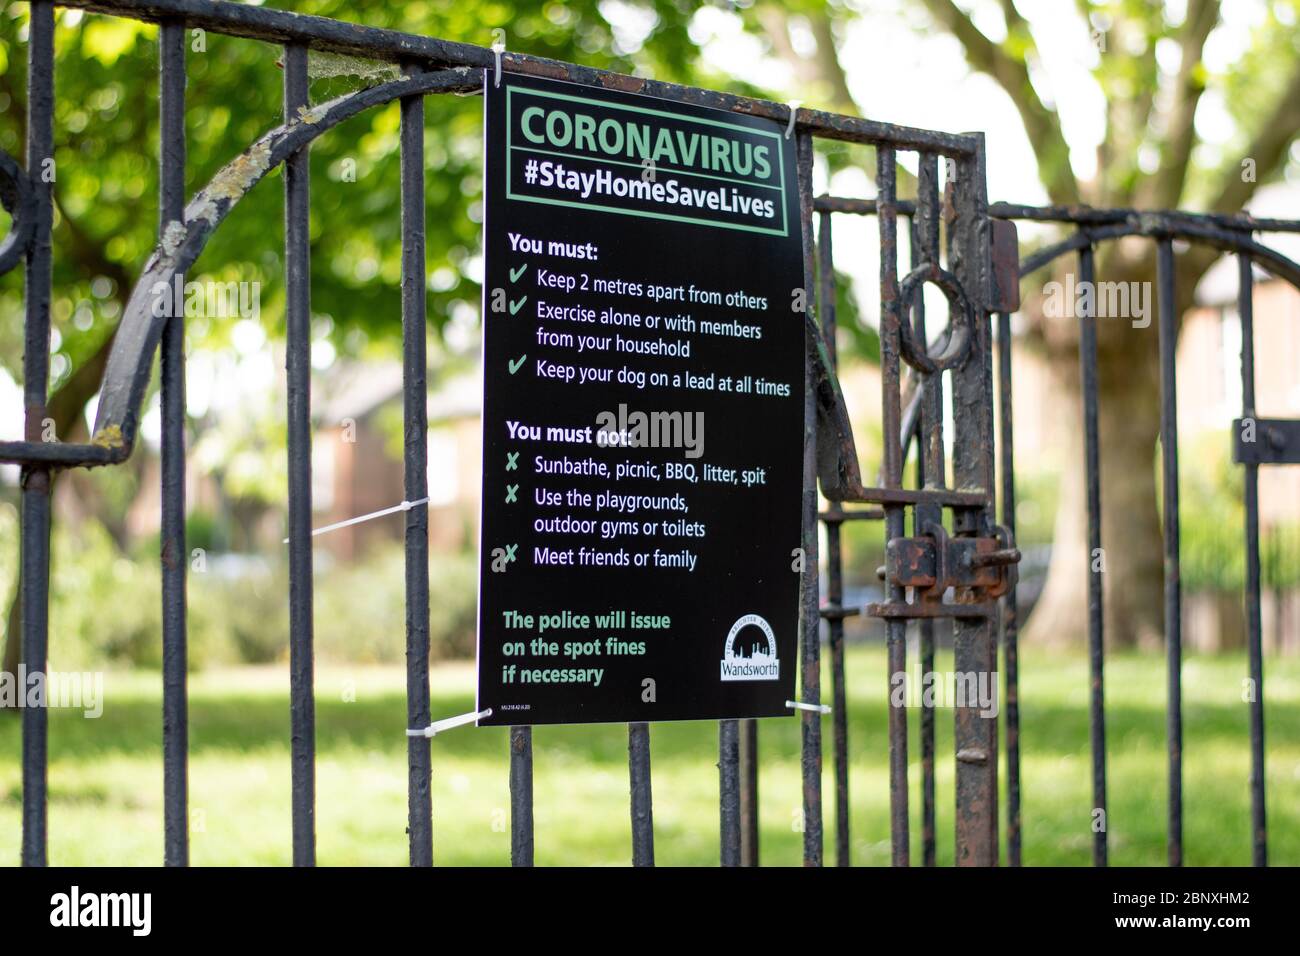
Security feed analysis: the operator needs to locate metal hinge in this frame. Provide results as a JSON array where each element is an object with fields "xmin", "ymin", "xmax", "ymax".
[{"xmin": 987, "ymin": 219, "xmax": 1020, "ymax": 313}]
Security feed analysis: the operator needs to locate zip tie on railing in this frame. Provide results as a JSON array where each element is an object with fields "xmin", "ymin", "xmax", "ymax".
[
  {"xmin": 492, "ymin": 44, "xmax": 504, "ymax": 88},
  {"xmin": 786, "ymin": 699, "xmax": 831, "ymax": 714},
  {"xmin": 407, "ymin": 708, "xmax": 492, "ymax": 738},
  {"xmin": 284, "ymin": 497, "xmax": 429, "ymax": 543},
  {"xmin": 785, "ymin": 100, "xmax": 802, "ymax": 140}
]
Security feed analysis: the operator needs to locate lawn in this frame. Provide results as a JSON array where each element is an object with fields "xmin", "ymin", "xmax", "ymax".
[{"xmin": 1, "ymin": 646, "xmax": 1297, "ymax": 866}]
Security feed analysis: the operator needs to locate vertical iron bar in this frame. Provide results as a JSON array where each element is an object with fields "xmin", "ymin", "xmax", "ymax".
[
  {"xmin": 908, "ymin": 274, "xmax": 937, "ymax": 870},
  {"xmin": 877, "ymin": 145, "xmax": 909, "ymax": 867},
  {"xmin": 1238, "ymin": 250, "xmax": 1267, "ymax": 867},
  {"xmin": 825, "ymin": 556, "xmax": 849, "ymax": 867},
  {"xmin": 283, "ymin": 43, "xmax": 316, "ymax": 867},
  {"xmin": 918, "ymin": 570, "xmax": 936, "ymax": 864},
  {"xmin": 738, "ymin": 718, "xmax": 759, "ymax": 866},
  {"xmin": 719, "ymin": 718, "xmax": 741, "ymax": 866},
  {"xmin": 1157, "ymin": 238, "xmax": 1183, "ymax": 867},
  {"xmin": 159, "ymin": 18, "xmax": 189, "ymax": 868},
  {"xmin": 400, "ymin": 62, "xmax": 433, "ymax": 867},
  {"xmin": 20, "ymin": 0, "xmax": 55, "ymax": 868},
  {"xmin": 1078, "ymin": 244, "xmax": 1107, "ymax": 867},
  {"xmin": 510, "ymin": 726, "xmax": 534, "ymax": 866},
  {"xmin": 996, "ymin": 311, "xmax": 1021, "ymax": 867},
  {"xmin": 913, "ymin": 155, "xmax": 945, "ymax": 868},
  {"xmin": 628, "ymin": 722, "xmax": 655, "ymax": 867},
  {"xmin": 796, "ymin": 129, "xmax": 823, "ymax": 867},
  {"xmin": 949, "ymin": 135, "xmax": 998, "ymax": 866},
  {"xmin": 817, "ymin": 210, "xmax": 849, "ymax": 867}
]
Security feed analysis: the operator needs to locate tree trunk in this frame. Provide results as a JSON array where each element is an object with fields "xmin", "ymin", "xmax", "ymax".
[
  {"xmin": 1023, "ymin": 249, "xmax": 1173, "ymax": 649},
  {"xmin": 1, "ymin": 587, "xmax": 19, "ymax": 692},
  {"xmin": 0, "ymin": 326, "xmax": 119, "ymax": 705}
]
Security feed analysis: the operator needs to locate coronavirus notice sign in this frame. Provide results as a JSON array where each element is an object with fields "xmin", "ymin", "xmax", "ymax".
[{"xmin": 475, "ymin": 72, "xmax": 805, "ymax": 726}]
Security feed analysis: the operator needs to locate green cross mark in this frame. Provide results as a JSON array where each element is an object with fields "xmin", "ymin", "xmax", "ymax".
[
  {"xmin": 505, "ymin": 483, "xmax": 518, "ymax": 503},
  {"xmin": 505, "ymin": 451, "xmax": 519, "ymax": 471}
]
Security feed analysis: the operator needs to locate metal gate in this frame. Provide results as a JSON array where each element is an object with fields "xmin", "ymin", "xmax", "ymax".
[{"xmin": 2, "ymin": 0, "xmax": 1295, "ymax": 867}]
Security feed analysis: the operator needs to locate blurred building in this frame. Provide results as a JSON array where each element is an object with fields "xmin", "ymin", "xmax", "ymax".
[{"xmin": 312, "ymin": 361, "xmax": 482, "ymax": 560}]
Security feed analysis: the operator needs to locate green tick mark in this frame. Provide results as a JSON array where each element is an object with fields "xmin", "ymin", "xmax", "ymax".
[
  {"xmin": 508, "ymin": 354, "xmax": 526, "ymax": 375},
  {"xmin": 505, "ymin": 484, "xmax": 518, "ymax": 503},
  {"xmin": 510, "ymin": 263, "xmax": 528, "ymax": 282},
  {"xmin": 509, "ymin": 296, "xmax": 527, "ymax": 315}
]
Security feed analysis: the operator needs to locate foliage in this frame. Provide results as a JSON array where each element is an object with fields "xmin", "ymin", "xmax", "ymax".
[
  {"xmin": 0, "ymin": 0, "xmax": 728, "ymax": 668},
  {"xmin": 5, "ymin": 1, "xmax": 1299, "ymax": 663},
  {"xmin": 1010, "ymin": 467, "xmax": 1060, "ymax": 548},
  {"xmin": 0, "ymin": 1, "xmax": 726, "ymax": 403},
  {"xmin": 314, "ymin": 543, "xmax": 479, "ymax": 664},
  {"xmin": 1178, "ymin": 429, "xmax": 1300, "ymax": 592},
  {"xmin": 0, "ymin": 513, "xmax": 479, "ymax": 669}
]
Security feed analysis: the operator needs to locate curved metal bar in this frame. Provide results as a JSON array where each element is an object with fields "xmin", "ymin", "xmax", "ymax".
[
  {"xmin": 77, "ymin": 67, "xmax": 479, "ymax": 463},
  {"xmin": 1167, "ymin": 218, "xmax": 1300, "ymax": 287},
  {"xmin": 818, "ymin": 192, "xmax": 1300, "ymax": 286},
  {"xmin": 991, "ymin": 200, "xmax": 1300, "ymax": 234},
  {"xmin": 0, "ymin": 147, "xmax": 36, "ymax": 277},
  {"xmin": 1019, "ymin": 217, "xmax": 1300, "ymax": 289},
  {"xmin": 1018, "ymin": 224, "xmax": 1132, "ymax": 276}
]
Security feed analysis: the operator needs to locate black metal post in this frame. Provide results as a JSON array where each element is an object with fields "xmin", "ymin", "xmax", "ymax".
[
  {"xmin": 510, "ymin": 726, "xmax": 534, "ymax": 866},
  {"xmin": 913, "ymin": 155, "xmax": 945, "ymax": 868},
  {"xmin": 796, "ymin": 129, "xmax": 823, "ymax": 867},
  {"xmin": 816, "ymin": 210, "xmax": 852, "ymax": 868},
  {"xmin": 737, "ymin": 718, "xmax": 759, "ymax": 866},
  {"xmin": 400, "ymin": 62, "xmax": 433, "ymax": 867},
  {"xmin": 629, "ymin": 722, "xmax": 655, "ymax": 866},
  {"xmin": 159, "ymin": 17, "xmax": 190, "ymax": 869},
  {"xmin": 876, "ymin": 145, "xmax": 910, "ymax": 867},
  {"xmin": 949, "ymin": 135, "xmax": 998, "ymax": 867},
  {"xmin": 1078, "ymin": 244, "xmax": 1107, "ymax": 867},
  {"xmin": 719, "ymin": 718, "xmax": 741, "ymax": 866},
  {"xmin": 1156, "ymin": 238, "xmax": 1183, "ymax": 867},
  {"xmin": 20, "ymin": 0, "xmax": 55, "ymax": 869},
  {"xmin": 283, "ymin": 42, "xmax": 316, "ymax": 867},
  {"xmin": 1238, "ymin": 251, "xmax": 1267, "ymax": 867},
  {"xmin": 996, "ymin": 311, "xmax": 1021, "ymax": 867}
]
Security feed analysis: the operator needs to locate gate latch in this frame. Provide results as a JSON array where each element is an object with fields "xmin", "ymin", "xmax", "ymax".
[{"xmin": 870, "ymin": 524, "xmax": 1020, "ymax": 618}]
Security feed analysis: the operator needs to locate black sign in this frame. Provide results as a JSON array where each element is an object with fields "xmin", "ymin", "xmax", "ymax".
[{"xmin": 476, "ymin": 72, "xmax": 805, "ymax": 726}]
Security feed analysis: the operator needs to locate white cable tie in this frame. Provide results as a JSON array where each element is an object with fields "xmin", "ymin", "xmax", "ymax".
[
  {"xmin": 284, "ymin": 497, "xmax": 429, "ymax": 544},
  {"xmin": 493, "ymin": 45, "xmax": 503, "ymax": 88},
  {"xmin": 785, "ymin": 101, "xmax": 802, "ymax": 140},
  {"xmin": 406, "ymin": 708, "xmax": 492, "ymax": 738},
  {"xmin": 786, "ymin": 699, "xmax": 831, "ymax": 714}
]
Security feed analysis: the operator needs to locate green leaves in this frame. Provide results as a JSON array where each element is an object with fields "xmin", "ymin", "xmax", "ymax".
[{"xmin": 0, "ymin": 0, "xmax": 728, "ymax": 475}]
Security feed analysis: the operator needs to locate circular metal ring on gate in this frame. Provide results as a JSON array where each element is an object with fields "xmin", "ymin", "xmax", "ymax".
[
  {"xmin": 0, "ymin": 148, "xmax": 36, "ymax": 278},
  {"xmin": 896, "ymin": 263, "xmax": 974, "ymax": 374}
]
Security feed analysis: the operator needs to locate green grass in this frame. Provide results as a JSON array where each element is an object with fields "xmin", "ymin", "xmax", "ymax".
[{"xmin": 1, "ymin": 646, "xmax": 1297, "ymax": 866}]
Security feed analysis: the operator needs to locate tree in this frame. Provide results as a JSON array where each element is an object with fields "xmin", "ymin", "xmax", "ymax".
[
  {"xmin": 0, "ymin": 0, "xmax": 711, "ymax": 688},
  {"xmin": 4, "ymin": 0, "xmax": 1298, "ymax": 670},
  {"xmin": 732, "ymin": 0, "xmax": 1300, "ymax": 647}
]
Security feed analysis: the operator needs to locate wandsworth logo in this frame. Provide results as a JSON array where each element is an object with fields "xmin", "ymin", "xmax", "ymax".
[{"xmin": 720, "ymin": 613, "xmax": 779, "ymax": 681}]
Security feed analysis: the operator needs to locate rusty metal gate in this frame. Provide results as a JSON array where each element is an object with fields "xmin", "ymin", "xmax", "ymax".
[{"xmin": 2, "ymin": 0, "xmax": 1295, "ymax": 867}]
